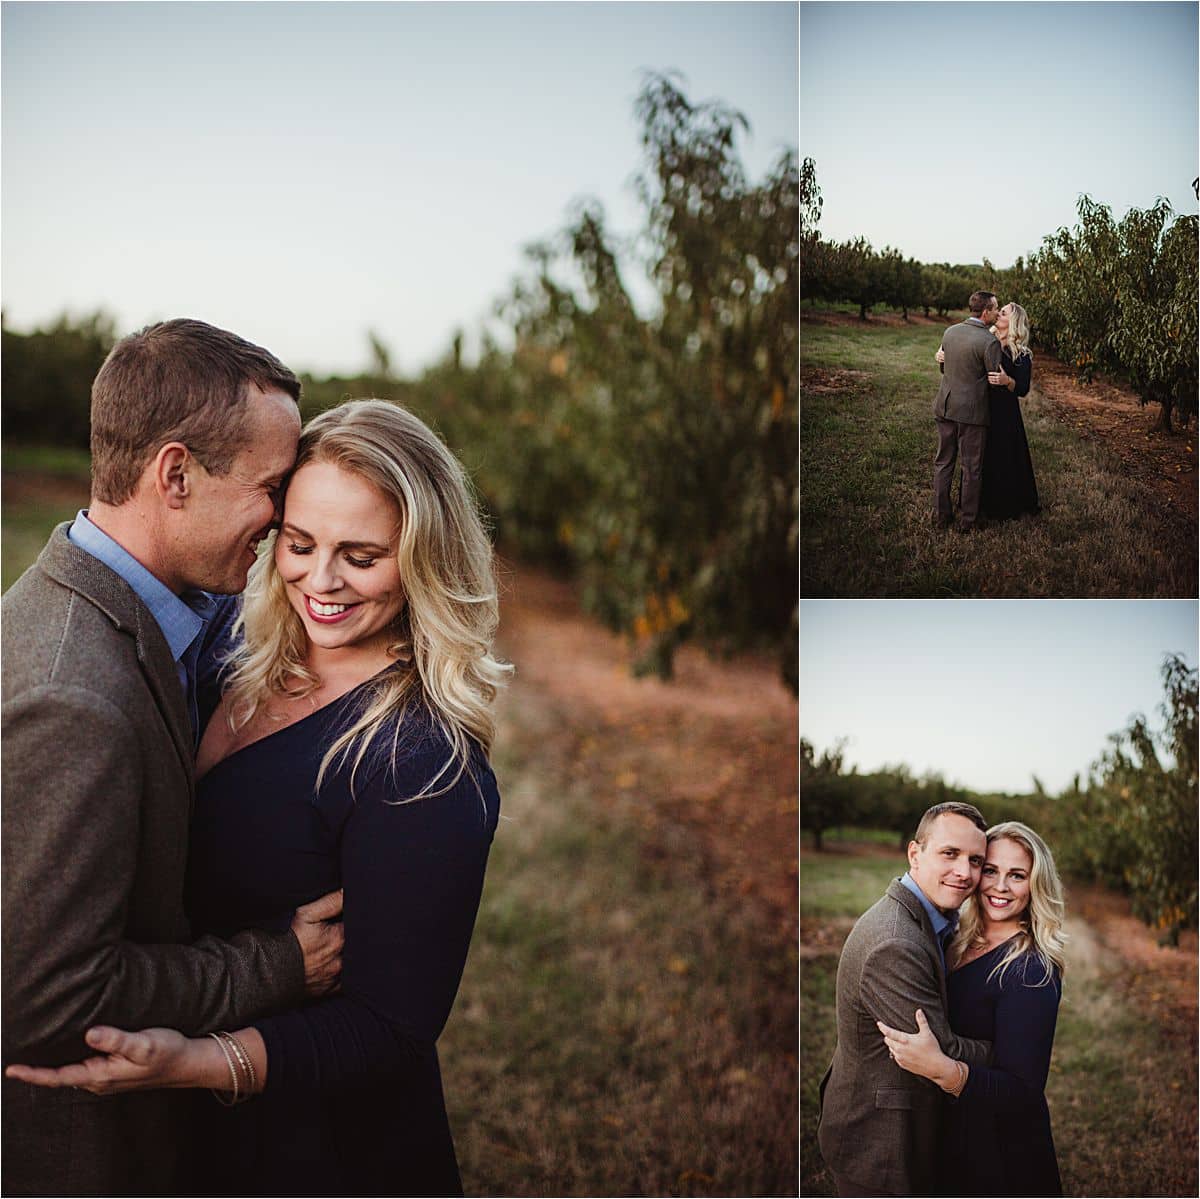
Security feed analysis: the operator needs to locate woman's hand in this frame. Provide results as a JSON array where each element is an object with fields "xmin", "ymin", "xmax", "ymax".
[
  {"xmin": 876, "ymin": 1009, "xmax": 952, "ymax": 1082},
  {"xmin": 988, "ymin": 365, "xmax": 1012, "ymax": 388},
  {"xmin": 4, "ymin": 1027, "xmax": 221, "ymax": 1095},
  {"xmin": 935, "ymin": 348, "xmax": 945, "ymax": 365}
]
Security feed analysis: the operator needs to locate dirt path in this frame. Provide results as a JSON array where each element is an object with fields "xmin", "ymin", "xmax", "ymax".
[{"xmin": 494, "ymin": 560, "xmax": 799, "ymax": 941}]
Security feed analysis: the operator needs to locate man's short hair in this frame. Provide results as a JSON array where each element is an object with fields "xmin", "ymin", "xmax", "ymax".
[
  {"xmin": 968, "ymin": 291, "xmax": 997, "ymax": 317},
  {"xmin": 912, "ymin": 801, "xmax": 987, "ymax": 845},
  {"xmin": 90, "ymin": 319, "xmax": 301, "ymax": 504}
]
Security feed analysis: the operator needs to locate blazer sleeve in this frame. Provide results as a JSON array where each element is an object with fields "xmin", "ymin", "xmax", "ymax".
[
  {"xmin": 252, "ymin": 738, "xmax": 499, "ymax": 1095},
  {"xmin": 861, "ymin": 939, "xmax": 991, "ymax": 1068},
  {"xmin": 1, "ymin": 684, "xmax": 305, "ymax": 1067},
  {"xmin": 955, "ymin": 962, "xmax": 1060, "ymax": 1112},
  {"xmin": 984, "ymin": 336, "xmax": 1003, "ymax": 373}
]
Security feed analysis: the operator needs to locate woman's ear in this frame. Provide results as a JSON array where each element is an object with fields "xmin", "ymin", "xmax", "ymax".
[{"xmin": 152, "ymin": 443, "xmax": 192, "ymax": 509}]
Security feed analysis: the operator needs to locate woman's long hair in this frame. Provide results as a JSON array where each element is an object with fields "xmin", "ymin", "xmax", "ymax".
[
  {"xmin": 997, "ymin": 302, "xmax": 1034, "ymax": 361},
  {"xmin": 221, "ymin": 398, "xmax": 512, "ymax": 798},
  {"xmin": 949, "ymin": 821, "xmax": 1067, "ymax": 987}
]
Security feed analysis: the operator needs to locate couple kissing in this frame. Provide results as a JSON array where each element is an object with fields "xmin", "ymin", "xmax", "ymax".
[{"xmin": 933, "ymin": 291, "xmax": 1041, "ymax": 533}]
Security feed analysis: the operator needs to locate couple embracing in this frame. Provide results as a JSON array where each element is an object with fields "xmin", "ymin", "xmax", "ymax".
[
  {"xmin": 933, "ymin": 290, "xmax": 1041, "ymax": 532},
  {"xmin": 3, "ymin": 319, "xmax": 507, "ymax": 1195},
  {"xmin": 817, "ymin": 802, "xmax": 1067, "ymax": 1197}
]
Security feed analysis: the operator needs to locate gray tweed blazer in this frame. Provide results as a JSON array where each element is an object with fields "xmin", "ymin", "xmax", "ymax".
[
  {"xmin": 2, "ymin": 523, "xmax": 306, "ymax": 1196},
  {"xmin": 933, "ymin": 319, "xmax": 1003, "ymax": 426},
  {"xmin": 817, "ymin": 878, "xmax": 992, "ymax": 1196}
]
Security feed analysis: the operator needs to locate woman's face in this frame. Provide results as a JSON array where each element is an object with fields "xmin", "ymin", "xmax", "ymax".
[
  {"xmin": 995, "ymin": 303, "xmax": 1013, "ymax": 337},
  {"xmin": 275, "ymin": 460, "xmax": 406, "ymax": 658},
  {"xmin": 978, "ymin": 837, "xmax": 1033, "ymax": 927}
]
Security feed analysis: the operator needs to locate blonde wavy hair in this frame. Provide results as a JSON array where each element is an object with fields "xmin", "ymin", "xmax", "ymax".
[
  {"xmin": 949, "ymin": 821, "xmax": 1067, "ymax": 988},
  {"xmin": 993, "ymin": 302, "xmax": 1033, "ymax": 361},
  {"xmin": 221, "ymin": 398, "xmax": 512, "ymax": 798}
]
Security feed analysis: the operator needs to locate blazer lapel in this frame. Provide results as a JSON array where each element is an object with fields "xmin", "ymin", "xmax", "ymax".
[
  {"xmin": 888, "ymin": 878, "xmax": 951, "ymax": 1009},
  {"xmin": 37, "ymin": 524, "xmax": 196, "ymax": 796}
]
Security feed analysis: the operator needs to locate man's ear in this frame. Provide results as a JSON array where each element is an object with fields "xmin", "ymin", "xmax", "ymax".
[
  {"xmin": 906, "ymin": 840, "xmax": 920, "ymax": 871},
  {"xmin": 152, "ymin": 443, "xmax": 192, "ymax": 509}
]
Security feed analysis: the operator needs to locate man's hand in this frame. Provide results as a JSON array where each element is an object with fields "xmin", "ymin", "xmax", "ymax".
[{"xmin": 290, "ymin": 889, "xmax": 344, "ymax": 997}]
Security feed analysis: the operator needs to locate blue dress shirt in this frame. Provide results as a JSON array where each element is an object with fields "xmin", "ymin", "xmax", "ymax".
[
  {"xmin": 68, "ymin": 511, "xmax": 215, "ymax": 744},
  {"xmin": 900, "ymin": 871, "xmax": 959, "ymax": 976}
]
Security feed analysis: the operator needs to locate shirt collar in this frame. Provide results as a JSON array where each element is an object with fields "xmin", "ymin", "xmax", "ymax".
[
  {"xmin": 68, "ymin": 510, "xmax": 213, "ymax": 663},
  {"xmin": 965, "ymin": 317, "xmax": 988, "ymax": 327},
  {"xmin": 900, "ymin": 871, "xmax": 958, "ymax": 940}
]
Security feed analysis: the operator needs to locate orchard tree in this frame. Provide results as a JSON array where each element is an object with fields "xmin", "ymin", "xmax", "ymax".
[{"xmin": 1085, "ymin": 653, "xmax": 1198, "ymax": 944}]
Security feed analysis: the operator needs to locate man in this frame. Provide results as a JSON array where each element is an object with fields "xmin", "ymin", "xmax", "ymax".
[
  {"xmin": 932, "ymin": 290, "xmax": 1002, "ymax": 533},
  {"xmin": 817, "ymin": 802, "xmax": 993, "ymax": 1197},
  {"xmin": 2, "ymin": 320, "xmax": 342, "ymax": 1196}
]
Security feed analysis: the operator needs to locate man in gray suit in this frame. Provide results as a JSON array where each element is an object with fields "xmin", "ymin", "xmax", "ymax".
[
  {"xmin": 817, "ymin": 802, "xmax": 993, "ymax": 1197},
  {"xmin": 932, "ymin": 290, "xmax": 1003, "ymax": 532},
  {"xmin": 2, "ymin": 320, "xmax": 343, "ymax": 1195}
]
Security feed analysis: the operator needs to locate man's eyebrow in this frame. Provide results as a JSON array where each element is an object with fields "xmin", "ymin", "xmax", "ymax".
[{"xmin": 279, "ymin": 522, "xmax": 391, "ymax": 552}]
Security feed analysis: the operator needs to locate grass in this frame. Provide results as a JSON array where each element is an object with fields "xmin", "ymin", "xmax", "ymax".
[
  {"xmin": 800, "ymin": 315, "xmax": 1198, "ymax": 597},
  {"xmin": 442, "ymin": 720, "xmax": 797, "ymax": 1197},
  {"xmin": 799, "ymin": 851, "xmax": 1198, "ymax": 1197},
  {"xmin": 1, "ymin": 470, "xmax": 798, "ymax": 1198},
  {"xmin": 2, "ymin": 443, "xmax": 92, "ymax": 591}
]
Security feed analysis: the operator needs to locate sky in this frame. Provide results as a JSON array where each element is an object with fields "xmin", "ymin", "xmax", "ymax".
[
  {"xmin": 2, "ymin": 1, "xmax": 798, "ymax": 377},
  {"xmin": 799, "ymin": 600, "xmax": 1198, "ymax": 794},
  {"xmin": 800, "ymin": 1, "xmax": 1198, "ymax": 266}
]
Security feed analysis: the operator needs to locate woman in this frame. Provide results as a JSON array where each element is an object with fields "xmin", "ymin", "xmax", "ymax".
[
  {"xmin": 9, "ymin": 399, "xmax": 511, "ymax": 1196},
  {"xmin": 877, "ymin": 821, "xmax": 1067, "ymax": 1197},
  {"xmin": 936, "ymin": 302, "xmax": 1040, "ymax": 522}
]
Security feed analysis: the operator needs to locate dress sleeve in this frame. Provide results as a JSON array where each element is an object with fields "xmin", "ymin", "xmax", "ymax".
[
  {"xmin": 861, "ymin": 939, "xmax": 991, "ymax": 1068},
  {"xmin": 955, "ymin": 959, "xmax": 1060, "ymax": 1112},
  {"xmin": 1009, "ymin": 352, "xmax": 1032, "ymax": 398},
  {"xmin": 252, "ymin": 735, "xmax": 499, "ymax": 1094}
]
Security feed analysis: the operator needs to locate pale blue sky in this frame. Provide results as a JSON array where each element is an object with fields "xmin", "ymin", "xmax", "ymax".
[
  {"xmin": 800, "ymin": 1, "xmax": 1198, "ymax": 266},
  {"xmin": 2, "ymin": 1, "xmax": 798, "ymax": 376},
  {"xmin": 800, "ymin": 600, "xmax": 1198, "ymax": 794}
]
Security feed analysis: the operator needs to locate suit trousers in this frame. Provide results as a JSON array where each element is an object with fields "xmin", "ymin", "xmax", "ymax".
[{"xmin": 934, "ymin": 417, "xmax": 987, "ymax": 526}]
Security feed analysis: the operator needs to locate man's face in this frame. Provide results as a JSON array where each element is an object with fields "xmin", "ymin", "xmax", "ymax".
[
  {"xmin": 178, "ymin": 386, "xmax": 300, "ymax": 594},
  {"xmin": 907, "ymin": 813, "xmax": 986, "ymax": 913},
  {"xmin": 982, "ymin": 298, "xmax": 1000, "ymax": 325}
]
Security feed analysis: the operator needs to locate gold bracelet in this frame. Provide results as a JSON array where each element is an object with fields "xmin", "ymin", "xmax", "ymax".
[
  {"xmin": 207, "ymin": 1032, "xmax": 241, "ymax": 1106},
  {"xmin": 219, "ymin": 1031, "xmax": 259, "ymax": 1097}
]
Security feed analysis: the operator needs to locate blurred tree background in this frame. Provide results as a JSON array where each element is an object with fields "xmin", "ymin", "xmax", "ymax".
[{"xmin": 2, "ymin": 74, "xmax": 798, "ymax": 688}]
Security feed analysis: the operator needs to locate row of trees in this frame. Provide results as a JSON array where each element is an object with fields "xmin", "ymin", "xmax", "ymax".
[
  {"xmin": 1, "ymin": 75, "xmax": 798, "ymax": 688},
  {"xmin": 800, "ymin": 158, "xmax": 1199, "ymax": 430},
  {"xmin": 802, "ymin": 655, "xmax": 1199, "ymax": 945}
]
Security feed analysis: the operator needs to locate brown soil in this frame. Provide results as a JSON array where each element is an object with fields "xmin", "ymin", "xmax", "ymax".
[
  {"xmin": 1031, "ymin": 352, "xmax": 1198, "ymax": 523},
  {"xmin": 1066, "ymin": 881, "xmax": 1198, "ymax": 1042},
  {"xmin": 1, "ymin": 472, "xmax": 91, "ymax": 508},
  {"xmin": 494, "ymin": 560, "xmax": 799, "ymax": 942}
]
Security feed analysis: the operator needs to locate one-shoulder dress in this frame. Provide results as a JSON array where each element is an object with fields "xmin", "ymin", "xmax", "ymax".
[
  {"xmin": 981, "ymin": 347, "xmax": 1040, "ymax": 521},
  {"xmin": 940, "ymin": 943, "xmax": 1063, "ymax": 1197},
  {"xmin": 183, "ymin": 596, "xmax": 500, "ymax": 1196}
]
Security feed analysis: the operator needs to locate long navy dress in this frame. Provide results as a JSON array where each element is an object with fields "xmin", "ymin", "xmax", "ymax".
[
  {"xmin": 182, "ymin": 597, "xmax": 500, "ymax": 1196},
  {"xmin": 940, "ymin": 944, "xmax": 1063, "ymax": 1197},
  {"xmin": 981, "ymin": 347, "xmax": 1040, "ymax": 521}
]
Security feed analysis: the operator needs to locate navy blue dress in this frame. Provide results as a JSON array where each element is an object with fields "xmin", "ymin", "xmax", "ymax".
[
  {"xmin": 940, "ymin": 944, "xmax": 1062, "ymax": 1197},
  {"xmin": 981, "ymin": 348, "xmax": 1040, "ymax": 521},
  {"xmin": 182, "ymin": 598, "xmax": 500, "ymax": 1196}
]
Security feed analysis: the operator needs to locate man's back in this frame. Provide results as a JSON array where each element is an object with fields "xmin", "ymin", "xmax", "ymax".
[{"xmin": 934, "ymin": 320, "xmax": 1001, "ymax": 425}]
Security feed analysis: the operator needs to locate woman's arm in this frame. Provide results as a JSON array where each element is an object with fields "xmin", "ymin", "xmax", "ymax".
[
  {"xmin": 7, "ymin": 735, "xmax": 496, "ymax": 1100},
  {"xmin": 881, "ymin": 959, "xmax": 1060, "ymax": 1111},
  {"xmin": 252, "ymin": 736, "xmax": 499, "ymax": 1096},
  {"xmin": 876, "ymin": 1009, "xmax": 967, "ymax": 1095}
]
